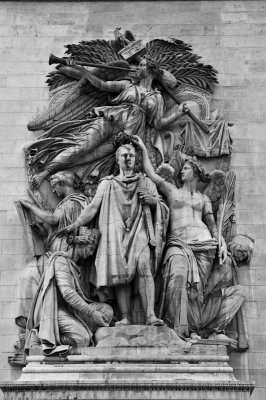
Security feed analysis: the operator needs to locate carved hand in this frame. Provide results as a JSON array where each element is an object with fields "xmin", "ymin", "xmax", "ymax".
[
  {"xmin": 137, "ymin": 189, "xmax": 156, "ymax": 207},
  {"xmin": 219, "ymin": 242, "xmax": 228, "ymax": 264},
  {"xmin": 131, "ymin": 135, "xmax": 146, "ymax": 151},
  {"xmin": 55, "ymin": 221, "xmax": 79, "ymax": 237},
  {"xmin": 20, "ymin": 199, "xmax": 34, "ymax": 209},
  {"xmin": 177, "ymin": 101, "xmax": 188, "ymax": 117},
  {"xmin": 91, "ymin": 311, "xmax": 109, "ymax": 327},
  {"xmin": 65, "ymin": 58, "xmax": 76, "ymax": 67}
]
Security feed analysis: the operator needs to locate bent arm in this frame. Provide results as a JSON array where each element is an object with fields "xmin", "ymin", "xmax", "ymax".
[
  {"xmin": 139, "ymin": 139, "xmax": 163, "ymax": 186},
  {"xmin": 203, "ymin": 212, "xmax": 218, "ymax": 240},
  {"xmin": 133, "ymin": 136, "xmax": 173, "ymax": 200},
  {"xmin": 153, "ymin": 102, "xmax": 186, "ymax": 130},
  {"xmin": 72, "ymin": 181, "xmax": 106, "ymax": 229}
]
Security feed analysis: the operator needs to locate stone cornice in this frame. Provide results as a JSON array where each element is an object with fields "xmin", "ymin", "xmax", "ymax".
[{"xmin": 0, "ymin": 380, "xmax": 255, "ymax": 395}]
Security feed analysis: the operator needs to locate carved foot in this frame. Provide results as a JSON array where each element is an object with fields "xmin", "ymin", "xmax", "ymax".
[
  {"xmin": 190, "ymin": 332, "xmax": 202, "ymax": 340},
  {"xmin": 146, "ymin": 314, "xmax": 164, "ymax": 326},
  {"xmin": 208, "ymin": 332, "xmax": 234, "ymax": 342},
  {"xmin": 31, "ymin": 171, "xmax": 49, "ymax": 188},
  {"xmin": 115, "ymin": 317, "xmax": 131, "ymax": 326}
]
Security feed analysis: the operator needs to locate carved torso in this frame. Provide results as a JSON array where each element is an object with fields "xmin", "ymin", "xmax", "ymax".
[{"xmin": 161, "ymin": 183, "xmax": 213, "ymax": 242}]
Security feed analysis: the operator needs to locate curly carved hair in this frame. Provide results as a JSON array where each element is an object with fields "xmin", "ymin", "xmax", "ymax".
[
  {"xmin": 144, "ymin": 56, "xmax": 163, "ymax": 79},
  {"xmin": 67, "ymin": 226, "xmax": 100, "ymax": 255},
  {"xmin": 184, "ymin": 157, "xmax": 209, "ymax": 183}
]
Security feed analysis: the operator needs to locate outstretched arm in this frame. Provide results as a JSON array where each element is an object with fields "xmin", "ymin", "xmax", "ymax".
[
  {"xmin": 67, "ymin": 61, "xmax": 130, "ymax": 93},
  {"xmin": 56, "ymin": 181, "xmax": 106, "ymax": 236},
  {"xmin": 84, "ymin": 70, "xmax": 130, "ymax": 92},
  {"xmin": 20, "ymin": 200, "xmax": 60, "ymax": 225}
]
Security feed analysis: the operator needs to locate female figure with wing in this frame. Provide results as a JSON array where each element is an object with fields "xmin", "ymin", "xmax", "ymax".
[
  {"xmin": 133, "ymin": 136, "xmax": 245, "ymax": 341},
  {"xmin": 27, "ymin": 57, "xmax": 186, "ymax": 189}
]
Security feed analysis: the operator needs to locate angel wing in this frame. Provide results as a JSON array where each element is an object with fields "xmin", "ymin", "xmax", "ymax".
[
  {"xmin": 27, "ymin": 39, "xmax": 128, "ymax": 131},
  {"xmin": 146, "ymin": 38, "xmax": 218, "ymax": 93},
  {"xmin": 203, "ymin": 169, "xmax": 226, "ymax": 216},
  {"xmin": 216, "ymin": 171, "xmax": 236, "ymax": 245}
]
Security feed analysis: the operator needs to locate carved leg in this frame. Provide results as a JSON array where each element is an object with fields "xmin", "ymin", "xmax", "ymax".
[
  {"xmin": 58, "ymin": 307, "xmax": 91, "ymax": 347},
  {"xmin": 115, "ymin": 284, "xmax": 132, "ymax": 325},
  {"xmin": 203, "ymin": 285, "xmax": 245, "ymax": 336},
  {"xmin": 137, "ymin": 247, "xmax": 163, "ymax": 326},
  {"xmin": 161, "ymin": 253, "xmax": 189, "ymax": 337},
  {"xmin": 33, "ymin": 117, "xmax": 116, "ymax": 187}
]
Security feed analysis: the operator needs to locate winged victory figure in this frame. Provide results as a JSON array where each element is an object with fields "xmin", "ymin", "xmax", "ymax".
[{"xmin": 25, "ymin": 29, "xmax": 222, "ymax": 208}]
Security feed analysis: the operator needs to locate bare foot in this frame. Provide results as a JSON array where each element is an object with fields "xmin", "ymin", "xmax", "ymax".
[
  {"xmin": 32, "ymin": 170, "xmax": 49, "ymax": 188},
  {"xmin": 208, "ymin": 332, "xmax": 234, "ymax": 342},
  {"xmin": 146, "ymin": 314, "xmax": 164, "ymax": 326},
  {"xmin": 115, "ymin": 317, "xmax": 131, "ymax": 326},
  {"xmin": 190, "ymin": 332, "xmax": 202, "ymax": 340}
]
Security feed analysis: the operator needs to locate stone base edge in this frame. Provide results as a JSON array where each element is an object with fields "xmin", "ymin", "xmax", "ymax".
[{"xmin": 0, "ymin": 380, "xmax": 255, "ymax": 394}]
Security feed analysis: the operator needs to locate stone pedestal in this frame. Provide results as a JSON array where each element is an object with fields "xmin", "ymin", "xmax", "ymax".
[{"xmin": 0, "ymin": 326, "xmax": 254, "ymax": 400}]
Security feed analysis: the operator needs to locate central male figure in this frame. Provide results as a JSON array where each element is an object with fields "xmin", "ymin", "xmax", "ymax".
[{"xmin": 60, "ymin": 143, "xmax": 169, "ymax": 326}]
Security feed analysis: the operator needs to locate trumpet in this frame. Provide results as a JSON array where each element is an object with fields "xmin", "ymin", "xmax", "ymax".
[
  {"xmin": 48, "ymin": 54, "xmax": 210, "ymax": 134},
  {"xmin": 49, "ymin": 53, "xmax": 137, "ymax": 73}
]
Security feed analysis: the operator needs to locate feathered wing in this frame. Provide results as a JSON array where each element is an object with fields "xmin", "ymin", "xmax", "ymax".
[
  {"xmin": 28, "ymin": 40, "xmax": 128, "ymax": 131},
  {"xmin": 216, "ymin": 171, "xmax": 236, "ymax": 246},
  {"xmin": 203, "ymin": 169, "xmax": 226, "ymax": 216},
  {"xmin": 145, "ymin": 38, "xmax": 218, "ymax": 93}
]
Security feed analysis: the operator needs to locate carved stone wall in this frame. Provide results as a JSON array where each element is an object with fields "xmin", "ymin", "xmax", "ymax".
[{"xmin": 0, "ymin": 1, "xmax": 265, "ymax": 399}]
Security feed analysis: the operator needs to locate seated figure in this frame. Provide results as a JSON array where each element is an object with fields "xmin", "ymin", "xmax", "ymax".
[
  {"xmin": 16, "ymin": 171, "xmax": 89, "ymax": 329},
  {"xmin": 26, "ymin": 227, "xmax": 113, "ymax": 355}
]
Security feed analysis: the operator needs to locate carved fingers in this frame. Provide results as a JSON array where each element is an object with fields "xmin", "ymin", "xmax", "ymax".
[
  {"xmin": 131, "ymin": 135, "xmax": 145, "ymax": 150},
  {"xmin": 137, "ymin": 189, "xmax": 156, "ymax": 207},
  {"xmin": 20, "ymin": 199, "xmax": 34, "ymax": 209},
  {"xmin": 55, "ymin": 223, "xmax": 76, "ymax": 237},
  {"xmin": 91, "ymin": 311, "xmax": 109, "ymax": 327}
]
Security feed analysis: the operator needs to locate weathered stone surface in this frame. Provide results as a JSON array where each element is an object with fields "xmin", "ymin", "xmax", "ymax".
[
  {"xmin": 0, "ymin": 2, "xmax": 266, "ymax": 399},
  {"xmin": 95, "ymin": 326, "xmax": 191, "ymax": 350}
]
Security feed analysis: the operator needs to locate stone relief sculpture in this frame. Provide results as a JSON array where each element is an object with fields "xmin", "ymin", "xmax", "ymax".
[
  {"xmin": 133, "ymin": 137, "xmax": 246, "ymax": 344},
  {"xmin": 10, "ymin": 28, "xmax": 254, "ymax": 365},
  {"xmin": 57, "ymin": 142, "xmax": 169, "ymax": 326},
  {"xmin": 16, "ymin": 171, "xmax": 89, "ymax": 330},
  {"xmin": 25, "ymin": 227, "xmax": 113, "ymax": 356}
]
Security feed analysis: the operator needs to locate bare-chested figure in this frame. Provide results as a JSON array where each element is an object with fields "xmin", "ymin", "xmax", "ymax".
[{"xmin": 134, "ymin": 136, "xmax": 245, "ymax": 341}]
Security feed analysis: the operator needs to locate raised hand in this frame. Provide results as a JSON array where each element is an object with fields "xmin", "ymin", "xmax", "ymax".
[{"xmin": 131, "ymin": 135, "xmax": 146, "ymax": 151}]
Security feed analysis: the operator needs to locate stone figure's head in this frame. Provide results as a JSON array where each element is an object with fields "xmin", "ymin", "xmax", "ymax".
[
  {"xmin": 116, "ymin": 144, "xmax": 136, "ymax": 172},
  {"xmin": 141, "ymin": 56, "xmax": 161, "ymax": 79},
  {"xmin": 82, "ymin": 169, "xmax": 99, "ymax": 201},
  {"xmin": 50, "ymin": 171, "xmax": 75, "ymax": 197},
  {"xmin": 137, "ymin": 56, "xmax": 177, "ymax": 88},
  {"xmin": 181, "ymin": 157, "xmax": 208, "ymax": 183},
  {"xmin": 228, "ymin": 234, "xmax": 255, "ymax": 265},
  {"xmin": 156, "ymin": 163, "xmax": 176, "ymax": 184},
  {"xmin": 67, "ymin": 226, "xmax": 101, "ymax": 260}
]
